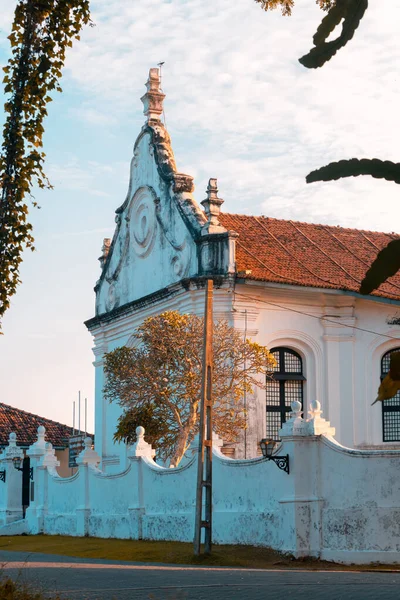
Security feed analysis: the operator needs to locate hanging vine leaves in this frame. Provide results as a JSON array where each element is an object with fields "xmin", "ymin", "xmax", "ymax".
[
  {"xmin": 257, "ymin": 0, "xmax": 400, "ymax": 295},
  {"xmin": 299, "ymin": 0, "xmax": 368, "ymax": 69},
  {"xmin": 307, "ymin": 159, "xmax": 400, "ymax": 185},
  {"xmin": 0, "ymin": 0, "xmax": 91, "ymax": 330},
  {"xmin": 255, "ymin": 0, "xmax": 367, "ymax": 68}
]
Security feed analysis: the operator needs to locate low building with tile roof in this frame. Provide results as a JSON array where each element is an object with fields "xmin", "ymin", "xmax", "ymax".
[
  {"xmin": 0, "ymin": 402, "xmax": 91, "ymax": 477},
  {"xmin": 85, "ymin": 68, "xmax": 400, "ymax": 468}
]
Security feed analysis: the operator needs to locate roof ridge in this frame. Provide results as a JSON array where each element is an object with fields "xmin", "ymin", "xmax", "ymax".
[
  {"xmin": 221, "ymin": 213, "xmax": 400, "ymax": 238},
  {"xmin": 0, "ymin": 401, "xmax": 73, "ymax": 431}
]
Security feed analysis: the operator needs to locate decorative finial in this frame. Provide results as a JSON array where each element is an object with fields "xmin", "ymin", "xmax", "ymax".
[
  {"xmin": 201, "ymin": 178, "xmax": 226, "ymax": 235},
  {"xmin": 136, "ymin": 426, "xmax": 145, "ymax": 438},
  {"xmin": 141, "ymin": 68, "xmax": 165, "ymax": 123},
  {"xmin": 99, "ymin": 238, "xmax": 111, "ymax": 269}
]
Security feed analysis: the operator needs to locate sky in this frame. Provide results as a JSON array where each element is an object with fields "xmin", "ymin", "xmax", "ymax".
[{"xmin": 0, "ymin": 0, "xmax": 399, "ymax": 432}]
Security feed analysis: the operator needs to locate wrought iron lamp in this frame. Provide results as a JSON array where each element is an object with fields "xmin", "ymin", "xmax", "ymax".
[
  {"xmin": 12, "ymin": 456, "xmax": 33, "ymax": 480},
  {"xmin": 259, "ymin": 439, "xmax": 289, "ymax": 474}
]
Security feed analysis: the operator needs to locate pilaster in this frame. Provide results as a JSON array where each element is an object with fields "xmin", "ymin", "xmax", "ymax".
[
  {"xmin": 322, "ymin": 303, "xmax": 356, "ymax": 446},
  {"xmin": 92, "ymin": 337, "xmax": 108, "ymax": 466},
  {"xmin": 278, "ymin": 400, "xmax": 335, "ymax": 558}
]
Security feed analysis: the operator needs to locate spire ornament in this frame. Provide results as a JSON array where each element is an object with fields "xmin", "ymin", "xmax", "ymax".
[
  {"xmin": 141, "ymin": 68, "xmax": 165, "ymax": 123},
  {"xmin": 201, "ymin": 178, "xmax": 226, "ymax": 235}
]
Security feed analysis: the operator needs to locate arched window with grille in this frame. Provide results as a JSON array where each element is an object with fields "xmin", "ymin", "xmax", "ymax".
[
  {"xmin": 381, "ymin": 348, "xmax": 400, "ymax": 442},
  {"xmin": 266, "ymin": 347, "xmax": 305, "ymax": 440}
]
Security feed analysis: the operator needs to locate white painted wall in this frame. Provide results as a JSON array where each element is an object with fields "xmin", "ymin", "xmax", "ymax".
[
  {"xmin": 2, "ymin": 416, "xmax": 400, "ymax": 565},
  {"xmin": 85, "ymin": 75, "xmax": 400, "ymax": 468},
  {"xmin": 89, "ymin": 279, "xmax": 400, "ymax": 469},
  {"xmin": 95, "ymin": 129, "xmax": 204, "ymax": 317},
  {"xmin": 231, "ymin": 281, "xmax": 400, "ymax": 455}
]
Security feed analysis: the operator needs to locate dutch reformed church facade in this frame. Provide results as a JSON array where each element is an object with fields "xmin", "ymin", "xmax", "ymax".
[{"xmin": 85, "ymin": 68, "xmax": 400, "ymax": 471}]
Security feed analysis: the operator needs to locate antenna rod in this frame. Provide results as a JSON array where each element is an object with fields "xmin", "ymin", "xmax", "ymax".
[
  {"xmin": 157, "ymin": 61, "xmax": 167, "ymax": 127},
  {"xmin": 78, "ymin": 391, "xmax": 81, "ymax": 435},
  {"xmin": 85, "ymin": 397, "xmax": 87, "ymax": 437},
  {"xmin": 73, "ymin": 401, "xmax": 75, "ymax": 435}
]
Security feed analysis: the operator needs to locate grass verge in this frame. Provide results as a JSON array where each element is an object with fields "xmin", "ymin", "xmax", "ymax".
[
  {"xmin": 0, "ymin": 577, "xmax": 61, "ymax": 599},
  {"xmin": 0, "ymin": 535, "xmax": 398, "ymax": 571}
]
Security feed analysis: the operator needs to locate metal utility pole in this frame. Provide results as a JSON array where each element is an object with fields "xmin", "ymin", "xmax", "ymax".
[{"xmin": 194, "ymin": 279, "xmax": 214, "ymax": 555}]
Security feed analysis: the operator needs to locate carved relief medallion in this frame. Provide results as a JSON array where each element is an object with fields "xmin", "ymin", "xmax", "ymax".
[
  {"xmin": 106, "ymin": 283, "xmax": 119, "ymax": 312},
  {"xmin": 130, "ymin": 187, "xmax": 157, "ymax": 258}
]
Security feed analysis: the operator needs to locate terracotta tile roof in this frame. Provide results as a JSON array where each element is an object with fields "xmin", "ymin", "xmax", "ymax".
[
  {"xmin": 0, "ymin": 403, "xmax": 90, "ymax": 449},
  {"xmin": 218, "ymin": 213, "xmax": 400, "ymax": 301}
]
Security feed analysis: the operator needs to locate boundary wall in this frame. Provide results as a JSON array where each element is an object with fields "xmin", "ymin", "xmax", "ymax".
[{"xmin": 1, "ymin": 402, "xmax": 400, "ymax": 564}]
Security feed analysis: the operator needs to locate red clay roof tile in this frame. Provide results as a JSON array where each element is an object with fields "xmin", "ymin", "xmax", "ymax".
[
  {"xmin": 0, "ymin": 402, "xmax": 91, "ymax": 449},
  {"xmin": 218, "ymin": 214, "xmax": 400, "ymax": 300}
]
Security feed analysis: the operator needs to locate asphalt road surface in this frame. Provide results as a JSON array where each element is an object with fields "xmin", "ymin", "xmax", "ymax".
[{"xmin": 1, "ymin": 551, "xmax": 400, "ymax": 600}]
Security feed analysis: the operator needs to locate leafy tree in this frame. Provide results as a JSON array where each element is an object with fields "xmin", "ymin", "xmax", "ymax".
[
  {"xmin": 257, "ymin": 0, "xmax": 400, "ymax": 295},
  {"xmin": 0, "ymin": 0, "xmax": 91, "ymax": 330},
  {"xmin": 104, "ymin": 311, "xmax": 276, "ymax": 467}
]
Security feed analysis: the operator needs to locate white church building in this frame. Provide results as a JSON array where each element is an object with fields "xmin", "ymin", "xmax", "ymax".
[
  {"xmin": 84, "ymin": 67, "xmax": 400, "ymax": 470},
  {"xmin": 2, "ymin": 68, "xmax": 400, "ymax": 563}
]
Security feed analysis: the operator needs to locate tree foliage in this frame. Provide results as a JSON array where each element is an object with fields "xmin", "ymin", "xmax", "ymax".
[
  {"xmin": 0, "ymin": 0, "xmax": 91, "ymax": 330},
  {"xmin": 255, "ymin": 0, "xmax": 334, "ymax": 17},
  {"xmin": 104, "ymin": 311, "xmax": 276, "ymax": 466},
  {"xmin": 255, "ymin": 0, "xmax": 367, "ymax": 69}
]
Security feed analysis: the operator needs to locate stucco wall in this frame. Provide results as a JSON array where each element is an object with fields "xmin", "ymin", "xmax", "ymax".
[
  {"xmin": 2, "ymin": 419, "xmax": 400, "ymax": 565},
  {"xmin": 89, "ymin": 280, "xmax": 400, "ymax": 470}
]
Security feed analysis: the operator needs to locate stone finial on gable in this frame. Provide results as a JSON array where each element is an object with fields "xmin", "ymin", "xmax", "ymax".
[
  {"xmin": 280, "ymin": 400, "xmax": 308, "ymax": 437},
  {"xmin": 307, "ymin": 400, "xmax": 336, "ymax": 437},
  {"xmin": 201, "ymin": 178, "xmax": 226, "ymax": 235},
  {"xmin": 27, "ymin": 425, "xmax": 47, "ymax": 458},
  {"xmin": 141, "ymin": 68, "xmax": 165, "ymax": 123},
  {"xmin": 127, "ymin": 426, "xmax": 156, "ymax": 459},
  {"xmin": 40, "ymin": 442, "xmax": 60, "ymax": 469},
  {"xmin": 2, "ymin": 432, "xmax": 24, "ymax": 461},
  {"xmin": 76, "ymin": 437, "xmax": 101, "ymax": 467},
  {"xmin": 99, "ymin": 238, "xmax": 111, "ymax": 269}
]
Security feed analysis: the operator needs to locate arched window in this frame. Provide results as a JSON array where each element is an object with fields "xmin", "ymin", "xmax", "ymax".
[
  {"xmin": 266, "ymin": 347, "xmax": 305, "ymax": 440},
  {"xmin": 381, "ymin": 348, "xmax": 400, "ymax": 442}
]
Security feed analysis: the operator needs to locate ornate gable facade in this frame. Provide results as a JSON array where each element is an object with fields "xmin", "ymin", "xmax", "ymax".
[{"xmin": 86, "ymin": 68, "xmax": 400, "ymax": 472}]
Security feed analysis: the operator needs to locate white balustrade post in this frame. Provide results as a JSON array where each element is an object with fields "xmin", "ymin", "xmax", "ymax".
[
  {"xmin": 75, "ymin": 437, "xmax": 100, "ymax": 536},
  {"xmin": 278, "ymin": 400, "xmax": 326, "ymax": 559},
  {"xmin": 26, "ymin": 426, "xmax": 48, "ymax": 533},
  {"xmin": 126, "ymin": 426, "xmax": 155, "ymax": 539},
  {"xmin": 0, "ymin": 433, "xmax": 24, "ymax": 525}
]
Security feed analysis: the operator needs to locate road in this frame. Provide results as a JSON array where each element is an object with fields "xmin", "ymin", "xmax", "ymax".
[{"xmin": 1, "ymin": 551, "xmax": 400, "ymax": 600}]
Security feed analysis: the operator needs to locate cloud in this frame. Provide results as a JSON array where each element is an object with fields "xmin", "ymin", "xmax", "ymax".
[
  {"xmin": 57, "ymin": 0, "xmax": 400, "ymax": 234},
  {"xmin": 68, "ymin": 106, "xmax": 119, "ymax": 127},
  {"xmin": 51, "ymin": 227, "xmax": 114, "ymax": 239},
  {"xmin": 46, "ymin": 157, "xmax": 123, "ymax": 197}
]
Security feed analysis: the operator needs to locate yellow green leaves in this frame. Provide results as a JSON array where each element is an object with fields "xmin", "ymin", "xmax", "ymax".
[{"xmin": 104, "ymin": 310, "xmax": 275, "ymax": 466}]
